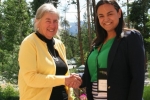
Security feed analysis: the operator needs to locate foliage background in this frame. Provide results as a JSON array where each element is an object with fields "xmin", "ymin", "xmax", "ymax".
[{"xmin": 0, "ymin": 1, "xmax": 150, "ymax": 99}]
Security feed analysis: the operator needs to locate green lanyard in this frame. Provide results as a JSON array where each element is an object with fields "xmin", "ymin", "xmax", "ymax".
[{"xmin": 96, "ymin": 44, "xmax": 107, "ymax": 92}]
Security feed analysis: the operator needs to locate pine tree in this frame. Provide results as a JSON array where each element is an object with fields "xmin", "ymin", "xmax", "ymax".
[{"xmin": 0, "ymin": 0, "xmax": 32, "ymax": 84}]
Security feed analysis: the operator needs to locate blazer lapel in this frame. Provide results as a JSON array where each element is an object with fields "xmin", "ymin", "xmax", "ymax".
[{"xmin": 107, "ymin": 38, "xmax": 120, "ymax": 73}]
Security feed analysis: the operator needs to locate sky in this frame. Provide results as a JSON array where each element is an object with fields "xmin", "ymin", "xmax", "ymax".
[
  {"xmin": 25, "ymin": 0, "xmax": 88, "ymax": 22},
  {"xmin": 25, "ymin": 0, "xmax": 134, "ymax": 22},
  {"xmin": 57, "ymin": 0, "xmax": 87, "ymax": 22},
  {"xmin": 1, "ymin": 0, "xmax": 134, "ymax": 22},
  {"xmin": 57, "ymin": 0, "xmax": 134, "ymax": 22},
  {"xmin": 1, "ymin": 0, "xmax": 86, "ymax": 22}
]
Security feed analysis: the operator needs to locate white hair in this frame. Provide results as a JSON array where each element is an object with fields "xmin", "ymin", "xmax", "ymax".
[{"xmin": 34, "ymin": 3, "xmax": 61, "ymax": 38}]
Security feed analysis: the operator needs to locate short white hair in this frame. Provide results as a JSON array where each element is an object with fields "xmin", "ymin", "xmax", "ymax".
[{"xmin": 34, "ymin": 3, "xmax": 60, "ymax": 31}]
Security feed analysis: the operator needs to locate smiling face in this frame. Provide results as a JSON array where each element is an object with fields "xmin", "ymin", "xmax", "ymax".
[
  {"xmin": 36, "ymin": 12, "xmax": 59, "ymax": 39},
  {"xmin": 97, "ymin": 4, "xmax": 121, "ymax": 34}
]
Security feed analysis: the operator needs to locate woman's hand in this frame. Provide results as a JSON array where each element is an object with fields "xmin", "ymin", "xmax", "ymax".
[{"xmin": 65, "ymin": 73, "xmax": 82, "ymax": 88}]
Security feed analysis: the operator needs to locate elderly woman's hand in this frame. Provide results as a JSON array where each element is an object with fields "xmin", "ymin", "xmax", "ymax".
[{"xmin": 65, "ymin": 73, "xmax": 82, "ymax": 88}]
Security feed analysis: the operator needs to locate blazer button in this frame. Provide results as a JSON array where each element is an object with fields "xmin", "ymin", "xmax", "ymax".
[{"xmin": 108, "ymin": 86, "xmax": 111, "ymax": 89}]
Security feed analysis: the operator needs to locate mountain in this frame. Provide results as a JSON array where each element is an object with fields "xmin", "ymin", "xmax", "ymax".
[
  {"xmin": 68, "ymin": 21, "xmax": 84, "ymax": 36},
  {"xmin": 68, "ymin": 22, "xmax": 78, "ymax": 36}
]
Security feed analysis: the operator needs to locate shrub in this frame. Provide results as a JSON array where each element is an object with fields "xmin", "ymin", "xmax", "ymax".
[
  {"xmin": 0, "ymin": 86, "xmax": 4, "ymax": 100},
  {"xmin": 143, "ymin": 85, "xmax": 150, "ymax": 100},
  {"xmin": 0, "ymin": 84, "xmax": 19, "ymax": 100}
]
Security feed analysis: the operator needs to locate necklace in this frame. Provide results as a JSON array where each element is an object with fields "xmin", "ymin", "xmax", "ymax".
[{"xmin": 48, "ymin": 48, "xmax": 59, "ymax": 62}]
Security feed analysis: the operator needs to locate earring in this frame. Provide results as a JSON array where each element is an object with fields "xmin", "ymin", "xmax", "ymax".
[{"xmin": 37, "ymin": 28, "xmax": 39, "ymax": 31}]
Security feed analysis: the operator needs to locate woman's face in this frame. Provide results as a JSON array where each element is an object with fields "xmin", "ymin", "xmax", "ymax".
[
  {"xmin": 37, "ymin": 12, "xmax": 59, "ymax": 39},
  {"xmin": 97, "ymin": 4, "xmax": 121, "ymax": 33}
]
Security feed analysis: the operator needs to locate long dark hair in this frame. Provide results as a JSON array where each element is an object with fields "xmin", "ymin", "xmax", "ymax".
[{"xmin": 92, "ymin": 0, "xmax": 125, "ymax": 47}]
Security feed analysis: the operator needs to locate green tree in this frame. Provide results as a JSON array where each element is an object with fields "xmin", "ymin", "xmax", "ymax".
[
  {"xmin": 0, "ymin": 0, "xmax": 32, "ymax": 84},
  {"xmin": 30, "ymin": 0, "xmax": 59, "ymax": 16},
  {"xmin": 60, "ymin": 17, "xmax": 78, "ymax": 59},
  {"xmin": 81, "ymin": 13, "xmax": 96, "ymax": 61},
  {"xmin": 129, "ymin": 0, "xmax": 150, "ymax": 57},
  {"xmin": 60, "ymin": 31, "xmax": 78, "ymax": 59}
]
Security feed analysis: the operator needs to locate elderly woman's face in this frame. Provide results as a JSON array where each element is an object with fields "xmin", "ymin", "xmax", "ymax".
[{"xmin": 37, "ymin": 12, "xmax": 59, "ymax": 39}]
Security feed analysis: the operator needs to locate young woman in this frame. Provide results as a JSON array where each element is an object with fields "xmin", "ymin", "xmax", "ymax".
[{"xmin": 80, "ymin": 1, "xmax": 145, "ymax": 100}]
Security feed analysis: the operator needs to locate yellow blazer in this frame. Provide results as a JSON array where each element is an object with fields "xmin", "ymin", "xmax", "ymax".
[{"xmin": 18, "ymin": 32, "xmax": 73, "ymax": 100}]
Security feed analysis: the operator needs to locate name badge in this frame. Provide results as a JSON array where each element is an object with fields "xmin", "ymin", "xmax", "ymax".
[
  {"xmin": 98, "ymin": 79, "xmax": 107, "ymax": 91},
  {"xmin": 97, "ymin": 68, "xmax": 107, "ymax": 92}
]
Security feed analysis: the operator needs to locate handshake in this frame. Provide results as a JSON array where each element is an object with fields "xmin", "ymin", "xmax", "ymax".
[{"xmin": 65, "ymin": 73, "xmax": 82, "ymax": 89}]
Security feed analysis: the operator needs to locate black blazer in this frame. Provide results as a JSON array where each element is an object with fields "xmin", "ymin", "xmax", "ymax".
[{"xmin": 80, "ymin": 30, "xmax": 145, "ymax": 100}]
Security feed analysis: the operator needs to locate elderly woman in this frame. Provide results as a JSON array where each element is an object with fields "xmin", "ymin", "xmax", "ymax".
[{"xmin": 18, "ymin": 3, "xmax": 81, "ymax": 100}]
